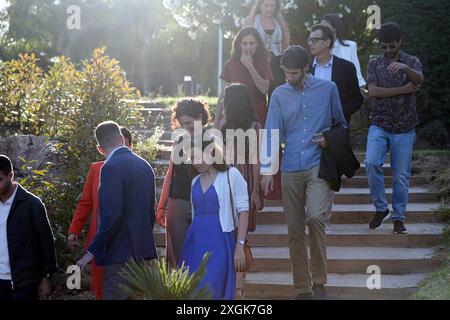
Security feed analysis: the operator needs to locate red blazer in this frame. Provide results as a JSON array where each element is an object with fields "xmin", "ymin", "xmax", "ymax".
[{"xmin": 68, "ymin": 161, "xmax": 104, "ymax": 249}]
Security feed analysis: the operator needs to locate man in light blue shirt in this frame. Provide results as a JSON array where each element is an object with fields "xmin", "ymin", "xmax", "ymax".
[{"xmin": 260, "ymin": 46, "xmax": 346, "ymax": 300}]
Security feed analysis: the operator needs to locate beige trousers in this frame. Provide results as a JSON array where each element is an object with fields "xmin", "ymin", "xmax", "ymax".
[{"xmin": 281, "ymin": 166, "xmax": 331, "ymax": 294}]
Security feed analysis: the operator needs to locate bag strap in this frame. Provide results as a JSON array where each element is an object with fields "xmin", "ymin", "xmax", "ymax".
[{"xmin": 227, "ymin": 169, "xmax": 237, "ymax": 230}]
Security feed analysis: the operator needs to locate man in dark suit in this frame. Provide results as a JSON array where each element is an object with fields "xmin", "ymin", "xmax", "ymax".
[
  {"xmin": 308, "ymin": 24, "xmax": 363, "ymax": 127},
  {"xmin": 77, "ymin": 121, "xmax": 157, "ymax": 300},
  {"xmin": 0, "ymin": 155, "xmax": 56, "ymax": 300},
  {"xmin": 308, "ymin": 24, "xmax": 363, "ymax": 235}
]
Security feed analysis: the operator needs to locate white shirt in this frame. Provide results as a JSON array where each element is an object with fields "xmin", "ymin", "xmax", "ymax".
[
  {"xmin": 313, "ymin": 56, "xmax": 334, "ymax": 81},
  {"xmin": 191, "ymin": 167, "xmax": 249, "ymax": 233},
  {"xmin": 332, "ymin": 40, "xmax": 366, "ymax": 87},
  {"xmin": 0, "ymin": 184, "xmax": 18, "ymax": 280}
]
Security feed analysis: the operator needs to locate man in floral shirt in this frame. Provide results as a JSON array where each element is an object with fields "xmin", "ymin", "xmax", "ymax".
[{"xmin": 365, "ymin": 22, "xmax": 424, "ymax": 234}]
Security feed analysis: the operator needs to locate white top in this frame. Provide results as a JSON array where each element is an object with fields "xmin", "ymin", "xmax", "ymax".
[
  {"xmin": 253, "ymin": 14, "xmax": 283, "ymax": 56},
  {"xmin": 312, "ymin": 56, "xmax": 334, "ymax": 81},
  {"xmin": 0, "ymin": 184, "xmax": 18, "ymax": 280},
  {"xmin": 332, "ymin": 40, "xmax": 366, "ymax": 87},
  {"xmin": 191, "ymin": 167, "xmax": 249, "ymax": 233}
]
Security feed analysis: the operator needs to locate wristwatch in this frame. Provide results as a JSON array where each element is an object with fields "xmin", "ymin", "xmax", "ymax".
[{"xmin": 237, "ymin": 240, "xmax": 246, "ymax": 246}]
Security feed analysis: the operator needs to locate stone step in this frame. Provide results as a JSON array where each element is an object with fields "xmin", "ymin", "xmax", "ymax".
[
  {"xmin": 158, "ymin": 149, "xmax": 390, "ymax": 167},
  {"xmin": 153, "ymin": 223, "xmax": 445, "ymax": 248},
  {"xmin": 264, "ymin": 187, "xmax": 438, "ymax": 205},
  {"xmin": 243, "ymin": 272, "xmax": 427, "ymax": 300},
  {"xmin": 152, "ymin": 158, "xmax": 392, "ymax": 176},
  {"xmin": 341, "ymin": 176, "xmax": 428, "ymax": 188},
  {"xmin": 158, "ymin": 139, "xmax": 174, "ymax": 146},
  {"xmin": 251, "ymin": 246, "xmax": 440, "ymax": 274},
  {"xmin": 160, "ymin": 149, "xmax": 390, "ymax": 163},
  {"xmin": 257, "ymin": 203, "xmax": 446, "ymax": 224},
  {"xmin": 356, "ymin": 163, "xmax": 391, "ymax": 176},
  {"xmin": 153, "ymin": 175, "xmax": 429, "ymax": 189}
]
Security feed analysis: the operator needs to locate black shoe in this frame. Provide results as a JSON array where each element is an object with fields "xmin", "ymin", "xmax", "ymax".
[
  {"xmin": 312, "ymin": 284, "xmax": 328, "ymax": 300},
  {"xmin": 369, "ymin": 209, "xmax": 391, "ymax": 230},
  {"xmin": 294, "ymin": 292, "xmax": 313, "ymax": 300},
  {"xmin": 393, "ymin": 220, "xmax": 408, "ymax": 234}
]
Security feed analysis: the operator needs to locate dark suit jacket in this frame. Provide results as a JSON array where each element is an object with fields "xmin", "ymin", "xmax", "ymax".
[
  {"xmin": 318, "ymin": 126, "xmax": 360, "ymax": 191},
  {"xmin": 7, "ymin": 184, "xmax": 57, "ymax": 289},
  {"xmin": 88, "ymin": 147, "xmax": 157, "ymax": 266},
  {"xmin": 311, "ymin": 55, "xmax": 363, "ymax": 126}
]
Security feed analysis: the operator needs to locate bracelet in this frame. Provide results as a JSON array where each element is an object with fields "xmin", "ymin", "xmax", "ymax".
[{"xmin": 237, "ymin": 240, "xmax": 246, "ymax": 246}]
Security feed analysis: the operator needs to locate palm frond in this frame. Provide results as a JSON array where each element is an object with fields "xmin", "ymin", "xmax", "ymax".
[{"xmin": 119, "ymin": 253, "xmax": 213, "ymax": 300}]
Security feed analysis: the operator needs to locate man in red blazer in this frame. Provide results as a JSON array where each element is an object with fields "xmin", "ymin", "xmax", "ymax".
[{"xmin": 67, "ymin": 127, "xmax": 133, "ymax": 300}]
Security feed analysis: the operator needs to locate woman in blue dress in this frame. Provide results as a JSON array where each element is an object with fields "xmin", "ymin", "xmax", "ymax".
[{"xmin": 179, "ymin": 140, "xmax": 249, "ymax": 300}]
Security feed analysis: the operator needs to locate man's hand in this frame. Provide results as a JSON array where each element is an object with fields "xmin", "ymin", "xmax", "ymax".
[
  {"xmin": 260, "ymin": 175, "xmax": 274, "ymax": 196},
  {"xmin": 76, "ymin": 252, "xmax": 94, "ymax": 270},
  {"xmin": 317, "ymin": 136, "xmax": 328, "ymax": 149},
  {"xmin": 38, "ymin": 277, "xmax": 52, "ymax": 300},
  {"xmin": 402, "ymin": 82, "xmax": 421, "ymax": 94},
  {"xmin": 387, "ymin": 62, "xmax": 409, "ymax": 74},
  {"xmin": 313, "ymin": 133, "xmax": 327, "ymax": 148},
  {"xmin": 156, "ymin": 207, "xmax": 167, "ymax": 228},
  {"xmin": 67, "ymin": 234, "xmax": 79, "ymax": 251}
]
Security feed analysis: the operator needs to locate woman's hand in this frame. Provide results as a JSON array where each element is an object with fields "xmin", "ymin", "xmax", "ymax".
[
  {"xmin": 156, "ymin": 207, "xmax": 167, "ymax": 228},
  {"xmin": 240, "ymin": 52, "xmax": 254, "ymax": 70},
  {"xmin": 250, "ymin": 191, "xmax": 261, "ymax": 211},
  {"xmin": 234, "ymin": 245, "xmax": 246, "ymax": 272}
]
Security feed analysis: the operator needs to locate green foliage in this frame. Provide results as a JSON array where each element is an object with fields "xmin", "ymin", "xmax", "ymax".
[
  {"xmin": 437, "ymin": 205, "xmax": 450, "ymax": 221},
  {"xmin": 0, "ymin": 53, "xmax": 44, "ymax": 135},
  {"xmin": 410, "ymin": 254, "xmax": 450, "ymax": 300},
  {"xmin": 144, "ymin": 96, "xmax": 217, "ymax": 120},
  {"xmin": 419, "ymin": 120, "xmax": 449, "ymax": 149},
  {"xmin": 413, "ymin": 151, "xmax": 450, "ymax": 201},
  {"xmin": 17, "ymin": 156, "xmax": 75, "ymax": 268},
  {"xmin": 1, "ymin": 47, "xmax": 162, "ymax": 271},
  {"xmin": 134, "ymin": 127, "xmax": 164, "ymax": 163},
  {"xmin": 410, "ymin": 224, "xmax": 450, "ymax": 300},
  {"xmin": 119, "ymin": 255, "xmax": 213, "ymax": 300}
]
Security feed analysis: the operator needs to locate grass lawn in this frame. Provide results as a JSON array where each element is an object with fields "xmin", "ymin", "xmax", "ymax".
[{"xmin": 410, "ymin": 212, "xmax": 450, "ymax": 300}]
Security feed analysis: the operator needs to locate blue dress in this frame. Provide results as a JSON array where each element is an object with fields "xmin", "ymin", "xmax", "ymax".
[{"xmin": 179, "ymin": 178, "xmax": 236, "ymax": 300}]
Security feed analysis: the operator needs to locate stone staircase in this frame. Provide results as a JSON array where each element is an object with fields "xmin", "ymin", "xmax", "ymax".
[{"xmin": 139, "ymin": 103, "xmax": 447, "ymax": 300}]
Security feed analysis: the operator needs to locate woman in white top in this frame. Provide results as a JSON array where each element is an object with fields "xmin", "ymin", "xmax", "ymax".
[
  {"xmin": 179, "ymin": 139, "xmax": 249, "ymax": 300},
  {"xmin": 321, "ymin": 14, "xmax": 367, "ymax": 89},
  {"xmin": 243, "ymin": 0, "xmax": 291, "ymax": 97}
]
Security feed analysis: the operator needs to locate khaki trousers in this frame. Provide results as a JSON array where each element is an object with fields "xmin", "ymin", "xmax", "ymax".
[{"xmin": 281, "ymin": 166, "xmax": 331, "ymax": 294}]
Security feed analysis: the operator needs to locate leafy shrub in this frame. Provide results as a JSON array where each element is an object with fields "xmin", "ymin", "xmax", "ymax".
[
  {"xmin": 0, "ymin": 53, "xmax": 43, "ymax": 135},
  {"xmin": 1, "ymin": 48, "xmax": 162, "ymax": 275},
  {"xmin": 419, "ymin": 120, "xmax": 449, "ymax": 148},
  {"xmin": 134, "ymin": 127, "xmax": 164, "ymax": 163}
]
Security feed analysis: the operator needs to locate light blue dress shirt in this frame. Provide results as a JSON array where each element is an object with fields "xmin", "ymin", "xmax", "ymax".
[{"xmin": 261, "ymin": 75, "xmax": 347, "ymax": 174}]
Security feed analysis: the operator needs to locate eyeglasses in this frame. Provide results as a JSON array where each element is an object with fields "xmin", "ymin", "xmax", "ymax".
[
  {"xmin": 380, "ymin": 44, "xmax": 398, "ymax": 50},
  {"xmin": 307, "ymin": 37, "xmax": 327, "ymax": 44}
]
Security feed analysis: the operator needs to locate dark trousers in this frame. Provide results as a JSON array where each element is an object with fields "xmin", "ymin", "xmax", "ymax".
[
  {"xmin": 103, "ymin": 263, "xmax": 129, "ymax": 300},
  {"xmin": 103, "ymin": 259, "xmax": 156, "ymax": 300},
  {"xmin": 0, "ymin": 279, "xmax": 38, "ymax": 301}
]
